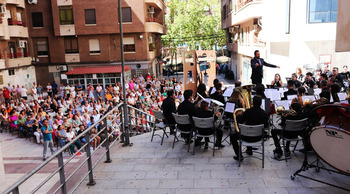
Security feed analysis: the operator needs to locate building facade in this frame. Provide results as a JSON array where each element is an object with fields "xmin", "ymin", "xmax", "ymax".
[
  {"xmin": 0, "ymin": 0, "xmax": 35, "ymax": 88},
  {"xmin": 26, "ymin": 0, "xmax": 166, "ymax": 86},
  {"xmin": 222, "ymin": 0, "xmax": 350, "ymax": 85}
]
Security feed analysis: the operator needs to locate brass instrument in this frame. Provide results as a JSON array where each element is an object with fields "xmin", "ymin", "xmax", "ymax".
[
  {"xmin": 237, "ymin": 84, "xmax": 255, "ymax": 109},
  {"xmin": 233, "ymin": 108, "xmax": 245, "ymax": 132},
  {"xmin": 303, "ymin": 97, "xmax": 329, "ymax": 106},
  {"xmin": 275, "ymin": 105, "xmax": 296, "ymax": 116}
]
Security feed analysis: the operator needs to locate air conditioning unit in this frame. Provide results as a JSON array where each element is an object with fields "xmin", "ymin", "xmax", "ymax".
[
  {"xmin": 148, "ymin": 37, "xmax": 153, "ymax": 43},
  {"xmin": 148, "ymin": 7, "xmax": 155, "ymax": 14},
  {"xmin": 0, "ymin": 5, "xmax": 6, "ymax": 13},
  {"xmin": 59, "ymin": 65, "xmax": 67, "ymax": 72},
  {"xmin": 17, "ymin": 40, "xmax": 26, "ymax": 48},
  {"xmin": 28, "ymin": 0, "xmax": 38, "ymax": 4}
]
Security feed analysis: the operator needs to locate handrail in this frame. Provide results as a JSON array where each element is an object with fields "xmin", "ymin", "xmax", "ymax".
[{"xmin": 2, "ymin": 103, "xmax": 124, "ymax": 194}]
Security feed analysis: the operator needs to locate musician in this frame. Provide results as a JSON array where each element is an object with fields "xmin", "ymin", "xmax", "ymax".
[
  {"xmin": 317, "ymin": 73, "xmax": 328, "ymax": 88},
  {"xmin": 177, "ymin": 90, "xmax": 196, "ymax": 144},
  {"xmin": 340, "ymin": 65, "xmax": 350, "ymax": 80},
  {"xmin": 292, "ymin": 87, "xmax": 306, "ymax": 105},
  {"xmin": 194, "ymin": 101, "xmax": 224, "ymax": 149},
  {"xmin": 210, "ymin": 82, "xmax": 225, "ymax": 105},
  {"xmin": 323, "ymin": 64, "xmax": 332, "ymax": 78},
  {"xmin": 271, "ymin": 102, "xmax": 305, "ymax": 159},
  {"xmin": 194, "ymin": 83, "xmax": 207, "ymax": 105},
  {"xmin": 250, "ymin": 50, "xmax": 280, "ymax": 85},
  {"xmin": 227, "ymin": 90, "xmax": 246, "ymax": 119},
  {"xmin": 209, "ymin": 79, "xmax": 219, "ymax": 95},
  {"xmin": 161, "ymin": 90, "xmax": 176, "ymax": 134},
  {"xmin": 283, "ymin": 80, "xmax": 297, "ymax": 100},
  {"xmin": 291, "ymin": 73, "xmax": 302, "ymax": 88},
  {"xmin": 296, "ymin": 68, "xmax": 305, "ymax": 83},
  {"xmin": 330, "ymin": 83, "xmax": 341, "ymax": 103},
  {"xmin": 303, "ymin": 72, "xmax": 316, "ymax": 88},
  {"xmin": 319, "ymin": 80, "xmax": 331, "ymax": 102},
  {"xmin": 231, "ymin": 96, "xmax": 269, "ymax": 160},
  {"xmin": 255, "ymin": 84, "xmax": 267, "ymax": 99},
  {"xmin": 271, "ymin": 73, "xmax": 283, "ymax": 88},
  {"xmin": 331, "ymin": 67, "xmax": 344, "ymax": 88}
]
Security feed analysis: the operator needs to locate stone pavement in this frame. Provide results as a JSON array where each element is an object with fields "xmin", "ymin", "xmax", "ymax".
[{"xmin": 77, "ymin": 131, "xmax": 350, "ymax": 194}]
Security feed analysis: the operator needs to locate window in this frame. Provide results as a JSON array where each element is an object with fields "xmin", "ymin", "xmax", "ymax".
[
  {"xmin": 89, "ymin": 39, "xmax": 100, "ymax": 54},
  {"xmin": 37, "ymin": 41, "xmax": 48, "ymax": 56},
  {"xmin": 309, "ymin": 0, "xmax": 337, "ymax": 23},
  {"xmin": 122, "ymin": 7, "xmax": 132, "ymax": 23},
  {"xmin": 59, "ymin": 6, "xmax": 74, "ymax": 25},
  {"xmin": 32, "ymin": 12, "xmax": 43, "ymax": 27},
  {"xmin": 64, "ymin": 37, "xmax": 79, "ymax": 53},
  {"xmin": 85, "ymin": 9, "xmax": 96, "ymax": 25},
  {"xmin": 8, "ymin": 70, "xmax": 15, "ymax": 76},
  {"xmin": 123, "ymin": 37, "xmax": 135, "ymax": 52}
]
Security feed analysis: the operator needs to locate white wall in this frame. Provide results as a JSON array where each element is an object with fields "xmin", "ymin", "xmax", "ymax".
[{"xmin": 0, "ymin": 66, "xmax": 37, "ymax": 88}]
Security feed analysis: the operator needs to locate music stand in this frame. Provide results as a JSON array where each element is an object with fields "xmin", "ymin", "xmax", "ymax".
[{"xmin": 222, "ymin": 102, "xmax": 235, "ymax": 144}]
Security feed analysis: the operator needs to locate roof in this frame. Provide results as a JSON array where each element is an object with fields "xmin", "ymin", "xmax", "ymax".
[{"xmin": 66, "ymin": 66, "xmax": 131, "ymax": 75}]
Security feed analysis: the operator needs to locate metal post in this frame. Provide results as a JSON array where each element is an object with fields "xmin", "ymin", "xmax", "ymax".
[
  {"xmin": 118, "ymin": 0, "xmax": 130, "ymax": 146},
  {"xmin": 57, "ymin": 152, "xmax": 67, "ymax": 194},
  {"xmin": 12, "ymin": 187, "xmax": 19, "ymax": 194},
  {"xmin": 104, "ymin": 126, "xmax": 112, "ymax": 163},
  {"xmin": 119, "ymin": 106, "xmax": 125, "ymax": 143},
  {"xmin": 85, "ymin": 132, "xmax": 96, "ymax": 186}
]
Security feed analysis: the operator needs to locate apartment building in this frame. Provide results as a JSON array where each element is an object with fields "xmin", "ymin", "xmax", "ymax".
[
  {"xmin": 222, "ymin": 0, "xmax": 350, "ymax": 85},
  {"xmin": 0, "ymin": 0, "xmax": 35, "ymax": 88},
  {"xmin": 26, "ymin": 0, "xmax": 166, "ymax": 88}
]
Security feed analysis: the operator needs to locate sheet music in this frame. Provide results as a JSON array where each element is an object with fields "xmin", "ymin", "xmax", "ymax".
[
  {"xmin": 225, "ymin": 102, "xmax": 235, "ymax": 113},
  {"xmin": 275, "ymin": 100, "xmax": 291, "ymax": 110},
  {"xmin": 287, "ymin": 95, "xmax": 297, "ymax": 100},
  {"xmin": 204, "ymin": 98, "xmax": 211, "ymax": 106},
  {"xmin": 338, "ymin": 93, "xmax": 347, "ymax": 101},
  {"xmin": 302, "ymin": 95, "xmax": 315, "ymax": 101},
  {"xmin": 340, "ymin": 100, "xmax": 349, "ymax": 104},
  {"xmin": 223, "ymin": 86, "xmax": 234, "ymax": 97},
  {"xmin": 210, "ymin": 88, "xmax": 216, "ymax": 95},
  {"xmin": 313, "ymin": 88, "xmax": 321, "ymax": 98},
  {"xmin": 265, "ymin": 89, "xmax": 280, "ymax": 101},
  {"xmin": 261, "ymin": 99, "xmax": 265, "ymax": 111},
  {"xmin": 278, "ymin": 88, "xmax": 288, "ymax": 98}
]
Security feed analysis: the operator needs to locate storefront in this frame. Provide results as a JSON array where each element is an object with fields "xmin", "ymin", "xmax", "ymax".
[{"xmin": 66, "ymin": 66, "xmax": 131, "ymax": 89}]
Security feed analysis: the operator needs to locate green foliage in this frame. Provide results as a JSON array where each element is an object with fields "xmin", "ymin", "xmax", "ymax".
[{"xmin": 162, "ymin": 0, "xmax": 226, "ymax": 51}]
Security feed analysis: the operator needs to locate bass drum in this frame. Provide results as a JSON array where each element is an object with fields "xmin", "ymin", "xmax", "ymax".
[{"xmin": 310, "ymin": 125, "xmax": 350, "ymax": 175}]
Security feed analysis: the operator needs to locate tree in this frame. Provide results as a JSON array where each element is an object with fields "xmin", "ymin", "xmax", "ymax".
[{"xmin": 162, "ymin": 0, "xmax": 226, "ymax": 51}]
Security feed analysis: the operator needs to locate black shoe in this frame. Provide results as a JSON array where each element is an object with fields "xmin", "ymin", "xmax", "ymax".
[
  {"xmin": 215, "ymin": 143, "xmax": 225, "ymax": 148},
  {"xmin": 246, "ymin": 150, "xmax": 253, "ymax": 156},
  {"xmin": 273, "ymin": 148, "xmax": 283, "ymax": 158},
  {"xmin": 43, "ymin": 157, "xmax": 46, "ymax": 161},
  {"xmin": 204, "ymin": 143, "xmax": 208, "ymax": 150},
  {"xmin": 233, "ymin": 155, "xmax": 243, "ymax": 161},
  {"xmin": 195, "ymin": 142, "xmax": 205, "ymax": 147}
]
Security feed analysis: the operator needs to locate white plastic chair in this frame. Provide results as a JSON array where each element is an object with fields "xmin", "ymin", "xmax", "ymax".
[
  {"xmin": 192, "ymin": 117, "xmax": 215, "ymax": 156},
  {"xmin": 172, "ymin": 113, "xmax": 193, "ymax": 151}
]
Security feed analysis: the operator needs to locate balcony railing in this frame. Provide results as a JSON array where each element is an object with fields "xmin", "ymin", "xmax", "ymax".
[
  {"xmin": 8, "ymin": 19, "xmax": 27, "ymax": 27},
  {"xmin": 7, "ymin": 52, "xmax": 30, "ymax": 59},
  {"xmin": 237, "ymin": 0, "xmax": 262, "ymax": 11},
  {"xmin": 146, "ymin": 17, "xmax": 163, "ymax": 25}
]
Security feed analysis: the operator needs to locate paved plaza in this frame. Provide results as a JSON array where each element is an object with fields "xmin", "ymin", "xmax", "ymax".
[{"xmin": 76, "ymin": 131, "xmax": 350, "ymax": 194}]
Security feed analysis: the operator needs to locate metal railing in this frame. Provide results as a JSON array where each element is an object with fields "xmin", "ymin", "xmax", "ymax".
[{"xmin": 3, "ymin": 103, "xmax": 156, "ymax": 194}]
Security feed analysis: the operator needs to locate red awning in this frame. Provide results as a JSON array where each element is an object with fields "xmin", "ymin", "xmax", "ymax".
[{"xmin": 66, "ymin": 66, "xmax": 131, "ymax": 75}]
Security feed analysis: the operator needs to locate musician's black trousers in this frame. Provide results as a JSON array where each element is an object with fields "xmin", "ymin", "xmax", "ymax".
[
  {"xmin": 230, "ymin": 133, "xmax": 262, "ymax": 156},
  {"xmin": 271, "ymin": 129, "xmax": 304, "ymax": 150},
  {"xmin": 195, "ymin": 128, "xmax": 223, "ymax": 145}
]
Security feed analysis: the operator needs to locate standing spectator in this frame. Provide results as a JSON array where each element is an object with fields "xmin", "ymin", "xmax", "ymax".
[
  {"xmin": 20, "ymin": 86, "xmax": 28, "ymax": 100},
  {"xmin": 33, "ymin": 119, "xmax": 42, "ymax": 144},
  {"xmin": 59, "ymin": 84, "xmax": 65, "ymax": 97},
  {"xmin": 96, "ymin": 84, "xmax": 103, "ymax": 97},
  {"xmin": 12, "ymin": 85, "xmax": 17, "ymax": 102},
  {"xmin": 87, "ymin": 83, "xmax": 94, "ymax": 99},
  {"xmin": 32, "ymin": 85, "xmax": 38, "ymax": 101},
  {"xmin": 128, "ymin": 80, "xmax": 135, "ymax": 91},
  {"xmin": 3, "ymin": 87, "xmax": 10, "ymax": 106},
  {"xmin": 52, "ymin": 81, "xmax": 58, "ymax": 96},
  {"xmin": 47, "ymin": 83, "xmax": 52, "ymax": 97},
  {"xmin": 42, "ymin": 119, "xmax": 55, "ymax": 161},
  {"xmin": 76, "ymin": 83, "xmax": 83, "ymax": 95},
  {"xmin": 37, "ymin": 84, "xmax": 43, "ymax": 98},
  {"xmin": 70, "ymin": 84, "xmax": 76, "ymax": 98},
  {"xmin": 16, "ymin": 85, "xmax": 21, "ymax": 101},
  {"xmin": 6, "ymin": 83, "xmax": 12, "ymax": 94}
]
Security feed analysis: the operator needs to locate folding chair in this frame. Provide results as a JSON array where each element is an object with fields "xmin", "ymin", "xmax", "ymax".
[
  {"xmin": 151, "ymin": 110, "xmax": 171, "ymax": 145},
  {"xmin": 238, "ymin": 124, "xmax": 265, "ymax": 168},
  {"xmin": 281, "ymin": 118, "xmax": 308, "ymax": 162},
  {"xmin": 172, "ymin": 113, "xmax": 193, "ymax": 151},
  {"xmin": 192, "ymin": 117, "xmax": 216, "ymax": 156}
]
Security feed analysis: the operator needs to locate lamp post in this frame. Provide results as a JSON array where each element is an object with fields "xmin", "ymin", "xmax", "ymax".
[{"xmin": 118, "ymin": 0, "xmax": 130, "ymax": 146}]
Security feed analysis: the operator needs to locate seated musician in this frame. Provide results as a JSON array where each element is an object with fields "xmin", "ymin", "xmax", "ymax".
[
  {"xmin": 317, "ymin": 73, "xmax": 328, "ymax": 88},
  {"xmin": 291, "ymin": 73, "xmax": 302, "ymax": 88},
  {"xmin": 230, "ymin": 96, "xmax": 269, "ymax": 161},
  {"xmin": 226, "ymin": 90, "xmax": 246, "ymax": 120},
  {"xmin": 271, "ymin": 73, "xmax": 283, "ymax": 88},
  {"xmin": 303, "ymin": 72, "xmax": 316, "ymax": 89},
  {"xmin": 293, "ymin": 86, "xmax": 306, "ymax": 105},
  {"xmin": 209, "ymin": 79, "xmax": 219, "ymax": 95},
  {"xmin": 271, "ymin": 103, "xmax": 305, "ymax": 159},
  {"xmin": 330, "ymin": 83, "xmax": 341, "ymax": 103},
  {"xmin": 255, "ymin": 84, "xmax": 267, "ymax": 99},
  {"xmin": 319, "ymin": 80, "xmax": 331, "ymax": 102},
  {"xmin": 177, "ymin": 90, "xmax": 196, "ymax": 144},
  {"xmin": 283, "ymin": 80, "xmax": 297, "ymax": 100},
  {"xmin": 210, "ymin": 82, "xmax": 225, "ymax": 105},
  {"xmin": 194, "ymin": 83, "xmax": 208, "ymax": 105},
  {"xmin": 194, "ymin": 101, "xmax": 224, "ymax": 149}
]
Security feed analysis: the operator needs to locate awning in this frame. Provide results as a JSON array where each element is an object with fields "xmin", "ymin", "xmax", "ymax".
[{"xmin": 66, "ymin": 66, "xmax": 131, "ymax": 75}]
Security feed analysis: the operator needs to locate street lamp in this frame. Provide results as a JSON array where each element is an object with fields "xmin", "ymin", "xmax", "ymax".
[{"xmin": 118, "ymin": 0, "xmax": 131, "ymax": 146}]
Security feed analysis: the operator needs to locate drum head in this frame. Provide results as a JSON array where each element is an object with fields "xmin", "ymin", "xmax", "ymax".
[{"xmin": 310, "ymin": 126, "xmax": 350, "ymax": 174}]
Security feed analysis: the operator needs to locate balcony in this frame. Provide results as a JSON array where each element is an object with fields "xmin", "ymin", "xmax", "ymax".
[
  {"xmin": 6, "ymin": 0, "xmax": 25, "ymax": 8},
  {"xmin": 230, "ymin": 0, "xmax": 263, "ymax": 26},
  {"xmin": 229, "ymin": 42, "xmax": 266, "ymax": 57},
  {"xmin": 8, "ymin": 25, "xmax": 28, "ymax": 38},
  {"xmin": 7, "ymin": 56, "xmax": 31, "ymax": 68},
  {"xmin": 148, "ymin": 51, "xmax": 156, "ymax": 60},
  {"xmin": 65, "ymin": 53, "xmax": 80, "ymax": 63},
  {"xmin": 57, "ymin": 0, "xmax": 72, "ymax": 6},
  {"xmin": 145, "ymin": 17, "xmax": 166, "ymax": 34},
  {"xmin": 145, "ymin": 0, "xmax": 164, "ymax": 10},
  {"xmin": 60, "ymin": 25, "xmax": 75, "ymax": 36}
]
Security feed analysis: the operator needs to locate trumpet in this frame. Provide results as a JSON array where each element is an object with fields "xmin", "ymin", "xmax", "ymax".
[{"xmin": 275, "ymin": 105, "xmax": 296, "ymax": 116}]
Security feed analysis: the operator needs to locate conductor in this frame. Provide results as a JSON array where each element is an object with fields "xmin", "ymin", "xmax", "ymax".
[{"xmin": 251, "ymin": 50, "xmax": 280, "ymax": 85}]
